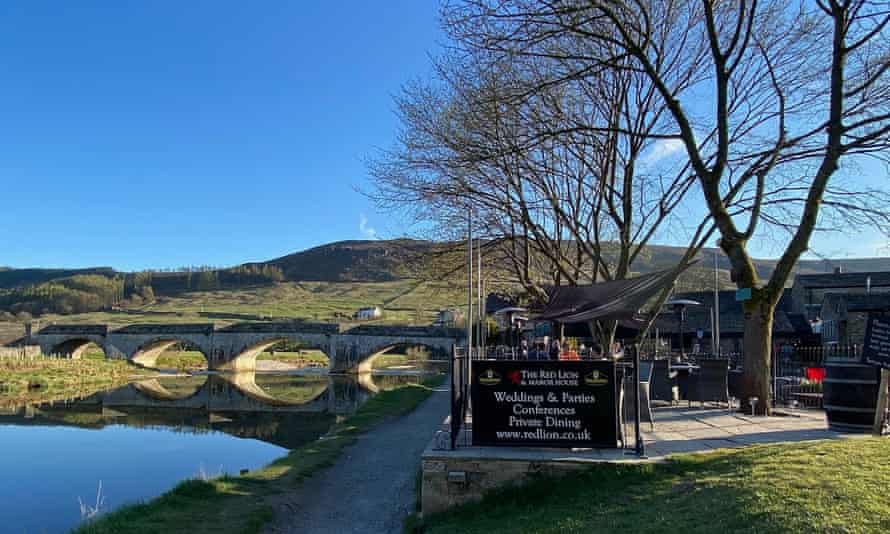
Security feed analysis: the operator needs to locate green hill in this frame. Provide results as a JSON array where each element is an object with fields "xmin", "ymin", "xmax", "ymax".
[{"xmin": 1, "ymin": 239, "xmax": 888, "ymax": 322}]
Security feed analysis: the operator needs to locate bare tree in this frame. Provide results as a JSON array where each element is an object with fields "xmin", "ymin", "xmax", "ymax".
[
  {"xmin": 445, "ymin": 0, "xmax": 890, "ymax": 413},
  {"xmin": 370, "ymin": 29, "xmax": 716, "ymax": 349}
]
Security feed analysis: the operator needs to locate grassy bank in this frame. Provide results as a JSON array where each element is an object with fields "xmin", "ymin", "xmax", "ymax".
[
  {"xmin": 0, "ymin": 357, "xmax": 149, "ymax": 405},
  {"xmin": 75, "ymin": 373, "xmax": 446, "ymax": 534},
  {"xmin": 29, "ymin": 279, "xmax": 466, "ymax": 328},
  {"xmin": 422, "ymin": 437, "xmax": 890, "ymax": 534}
]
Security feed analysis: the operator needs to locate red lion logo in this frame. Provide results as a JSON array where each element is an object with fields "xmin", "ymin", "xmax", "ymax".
[{"xmin": 508, "ymin": 370, "xmax": 522, "ymax": 385}]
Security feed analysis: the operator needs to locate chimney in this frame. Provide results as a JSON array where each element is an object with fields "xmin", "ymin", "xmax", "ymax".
[{"xmin": 867, "ymin": 276, "xmax": 872, "ymax": 294}]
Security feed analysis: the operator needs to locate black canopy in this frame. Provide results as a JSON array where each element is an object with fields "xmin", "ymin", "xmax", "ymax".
[{"xmin": 536, "ymin": 267, "xmax": 686, "ymax": 324}]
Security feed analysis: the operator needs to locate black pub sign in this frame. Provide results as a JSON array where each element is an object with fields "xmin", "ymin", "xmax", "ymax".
[
  {"xmin": 864, "ymin": 313, "xmax": 890, "ymax": 369},
  {"xmin": 471, "ymin": 360, "xmax": 618, "ymax": 448}
]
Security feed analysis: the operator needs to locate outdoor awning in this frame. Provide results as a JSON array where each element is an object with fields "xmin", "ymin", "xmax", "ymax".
[{"xmin": 536, "ymin": 266, "xmax": 690, "ymax": 324}]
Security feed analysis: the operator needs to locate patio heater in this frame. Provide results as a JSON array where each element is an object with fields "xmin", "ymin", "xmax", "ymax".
[{"xmin": 665, "ymin": 299, "xmax": 701, "ymax": 361}]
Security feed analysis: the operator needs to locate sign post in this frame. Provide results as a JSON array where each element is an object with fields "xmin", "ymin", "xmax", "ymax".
[
  {"xmin": 862, "ymin": 313, "xmax": 890, "ymax": 435},
  {"xmin": 471, "ymin": 360, "xmax": 619, "ymax": 448}
]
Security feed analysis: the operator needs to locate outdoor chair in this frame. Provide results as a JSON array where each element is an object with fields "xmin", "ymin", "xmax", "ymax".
[
  {"xmin": 650, "ymin": 358, "xmax": 678, "ymax": 404},
  {"xmin": 687, "ymin": 359, "xmax": 730, "ymax": 407},
  {"xmin": 622, "ymin": 361, "xmax": 654, "ymax": 432},
  {"xmin": 728, "ymin": 369, "xmax": 743, "ymax": 399}
]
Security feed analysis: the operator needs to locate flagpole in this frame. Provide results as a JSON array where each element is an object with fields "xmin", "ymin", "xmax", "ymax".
[
  {"xmin": 467, "ymin": 211, "xmax": 474, "ymax": 373},
  {"xmin": 714, "ymin": 250, "xmax": 721, "ymax": 357},
  {"xmin": 478, "ymin": 237, "xmax": 483, "ymax": 359}
]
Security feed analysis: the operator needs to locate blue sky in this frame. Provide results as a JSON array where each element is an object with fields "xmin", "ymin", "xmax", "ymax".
[
  {"xmin": 0, "ymin": 1, "xmax": 885, "ymax": 271},
  {"xmin": 0, "ymin": 1, "xmax": 442, "ymax": 270}
]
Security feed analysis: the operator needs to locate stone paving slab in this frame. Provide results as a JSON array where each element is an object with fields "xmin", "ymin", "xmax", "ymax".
[{"xmin": 438, "ymin": 407, "xmax": 861, "ymax": 465}]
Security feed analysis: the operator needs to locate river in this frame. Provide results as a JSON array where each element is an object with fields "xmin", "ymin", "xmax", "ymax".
[{"xmin": 0, "ymin": 371, "xmax": 428, "ymax": 533}]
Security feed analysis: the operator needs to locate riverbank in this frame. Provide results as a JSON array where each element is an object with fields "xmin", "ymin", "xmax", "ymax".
[
  {"xmin": 265, "ymin": 372, "xmax": 449, "ymax": 533},
  {"xmin": 74, "ymin": 373, "xmax": 447, "ymax": 534},
  {"xmin": 419, "ymin": 438, "xmax": 890, "ymax": 533},
  {"xmin": 0, "ymin": 357, "xmax": 150, "ymax": 405}
]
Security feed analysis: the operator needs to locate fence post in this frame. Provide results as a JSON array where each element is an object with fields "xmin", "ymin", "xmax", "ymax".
[{"xmin": 874, "ymin": 369, "xmax": 889, "ymax": 436}]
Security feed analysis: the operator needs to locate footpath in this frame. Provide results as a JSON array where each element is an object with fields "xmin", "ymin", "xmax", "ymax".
[{"xmin": 266, "ymin": 382, "xmax": 449, "ymax": 534}]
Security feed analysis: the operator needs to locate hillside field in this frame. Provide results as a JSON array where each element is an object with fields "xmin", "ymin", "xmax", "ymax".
[{"xmin": 19, "ymin": 279, "xmax": 467, "ymax": 330}]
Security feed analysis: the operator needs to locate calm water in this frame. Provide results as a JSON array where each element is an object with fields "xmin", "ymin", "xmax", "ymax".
[{"xmin": 0, "ymin": 372, "xmax": 424, "ymax": 534}]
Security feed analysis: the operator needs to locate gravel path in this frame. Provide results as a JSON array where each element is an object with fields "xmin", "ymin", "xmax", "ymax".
[{"xmin": 266, "ymin": 383, "xmax": 449, "ymax": 534}]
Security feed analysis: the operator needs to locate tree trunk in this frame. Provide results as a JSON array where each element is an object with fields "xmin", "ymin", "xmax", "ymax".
[{"xmin": 741, "ymin": 295, "xmax": 774, "ymax": 415}]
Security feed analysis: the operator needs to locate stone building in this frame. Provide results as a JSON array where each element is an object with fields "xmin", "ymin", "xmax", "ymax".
[
  {"xmin": 791, "ymin": 270, "xmax": 890, "ymax": 320},
  {"xmin": 353, "ymin": 306, "xmax": 382, "ymax": 321},
  {"xmin": 433, "ymin": 308, "xmax": 463, "ymax": 327},
  {"xmin": 820, "ymin": 293, "xmax": 890, "ymax": 346}
]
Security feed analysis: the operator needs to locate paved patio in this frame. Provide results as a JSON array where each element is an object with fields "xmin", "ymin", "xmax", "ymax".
[
  {"xmin": 437, "ymin": 405, "xmax": 862, "ymax": 462},
  {"xmin": 638, "ymin": 405, "xmax": 847, "ymax": 457}
]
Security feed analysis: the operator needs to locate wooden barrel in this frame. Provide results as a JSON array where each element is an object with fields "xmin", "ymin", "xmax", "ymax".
[{"xmin": 823, "ymin": 358, "xmax": 880, "ymax": 432}]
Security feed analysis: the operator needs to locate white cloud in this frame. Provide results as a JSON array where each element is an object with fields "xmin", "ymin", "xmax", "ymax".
[
  {"xmin": 359, "ymin": 214, "xmax": 377, "ymax": 239},
  {"xmin": 641, "ymin": 138, "xmax": 685, "ymax": 167}
]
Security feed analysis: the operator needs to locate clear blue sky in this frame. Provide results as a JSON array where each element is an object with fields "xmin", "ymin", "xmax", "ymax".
[
  {"xmin": 0, "ymin": 1, "xmax": 442, "ymax": 271},
  {"xmin": 0, "ymin": 1, "xmax": 885, "ymax": 271}
]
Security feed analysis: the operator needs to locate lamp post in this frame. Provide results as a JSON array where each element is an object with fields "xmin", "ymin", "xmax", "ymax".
[{"xmin": 665, "ymin": 299, "xmax": 701, "ymax": 362}]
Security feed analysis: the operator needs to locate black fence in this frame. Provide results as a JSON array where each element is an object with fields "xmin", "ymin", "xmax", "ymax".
[
  {"xmin": 450, "ymin": 346, "xmax": 470, "ymax": 450},
  {"xmin": 772, "ymin": 344, "xmax": 861, "ymax": 409}
]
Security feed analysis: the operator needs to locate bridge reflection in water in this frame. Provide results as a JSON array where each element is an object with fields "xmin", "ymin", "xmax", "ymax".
[{"xmin": 0, "ymin": 372, "xmax": 426, "ymax": 449}]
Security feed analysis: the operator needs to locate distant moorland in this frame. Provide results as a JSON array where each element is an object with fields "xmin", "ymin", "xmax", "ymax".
[{"xmin": 1, "ymin": 239, "xmax": 887, "ymax": 344}]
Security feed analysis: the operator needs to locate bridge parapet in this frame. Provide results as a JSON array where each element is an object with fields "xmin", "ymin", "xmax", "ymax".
[
  {"xmin": 218, "ymin": 322, "xmax": 340, "ymax": 334},
  {"xmin": 37, "ymin": 324, "xmax": 109, "ymax": 336},
  {"xmin": 113, "ymin": 323, "xmax": 215, "ymax": 335},
  {"xmin": 341, "ymin": 325, "xmax": 465, "ymax": 338}
]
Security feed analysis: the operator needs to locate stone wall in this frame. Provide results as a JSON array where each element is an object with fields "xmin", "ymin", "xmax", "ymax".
[{"xmin": 421, "ymin": 451, "xmax": 592, "ymax": 516}]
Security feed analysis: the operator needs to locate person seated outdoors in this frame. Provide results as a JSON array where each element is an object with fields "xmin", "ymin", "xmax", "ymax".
[{"xmin": 549, "ymin": 338, "xmax": 561, "ymax": 360}]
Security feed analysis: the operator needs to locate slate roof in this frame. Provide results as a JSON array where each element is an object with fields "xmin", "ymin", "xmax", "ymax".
[
  {"xmin": 652, "ymin": 289, "xmax": 799, "ymax": 335},
  {"xmin": 822, "ymin": 293, "xmax": 890, "ymax": 313},
  {"xmin": 794, "ymin": 271, "xmax": 890, "ymax": 290}
]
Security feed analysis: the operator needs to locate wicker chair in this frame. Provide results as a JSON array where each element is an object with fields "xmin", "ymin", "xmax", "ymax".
[
  {"xmin": 650, "ymin": 358, "xmax": 678, "ymax": 403},
  {"xmin": 687, "ymin": 359, "xmax": 730, "ymax": 407},
  {"xmin": 623, "ymin": 361, "xmax": 654, "ymax": 431}
]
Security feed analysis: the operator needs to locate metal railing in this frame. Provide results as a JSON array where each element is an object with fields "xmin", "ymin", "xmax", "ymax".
[
  {"xmin": 470, "ymin": 345, "xmax": 626, "ymax": 361},
  {"xmin": 773, "ymin": 344, "xmax": 860, "ymax": 409}
]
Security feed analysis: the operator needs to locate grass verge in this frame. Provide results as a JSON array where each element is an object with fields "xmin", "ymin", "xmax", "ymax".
[
  {"xmin": 421, "ymin": 437, "xmax": 890, "ymax": 534},
  {"xmin": 74, "ymin": 373, "xmax": 447, "ymax": 534},
  {"xmin": 0, "ymin": 357, "xmax": 149, "ymax": 405}
]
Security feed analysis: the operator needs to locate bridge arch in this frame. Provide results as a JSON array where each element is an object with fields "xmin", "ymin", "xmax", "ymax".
[
  {"xmin": 131, "ymin": 375, "xmax": 209, "ymax": 401},
  {"xmin": 356, "ymin": 342, "xmax": 446, "ymax": 374},
  {"xmin": 44, "ymin": 337, "xmax": 106, "ymax": 359},
  {"xmin": 221, "ymin": 373, "xmax": 331, "ymax": 406},
  {"xmin": 130, "ymin": 338, "xmax": 210, "ymax": 370},
  {"xmin": 223, "ymin": 335, "xmax": 331, "ymax": 372}
]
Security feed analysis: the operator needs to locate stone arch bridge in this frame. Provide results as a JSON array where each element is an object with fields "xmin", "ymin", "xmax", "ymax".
[{"xmin": 32, "ymin": 322, "xmax": 463, "ymax": 373}]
